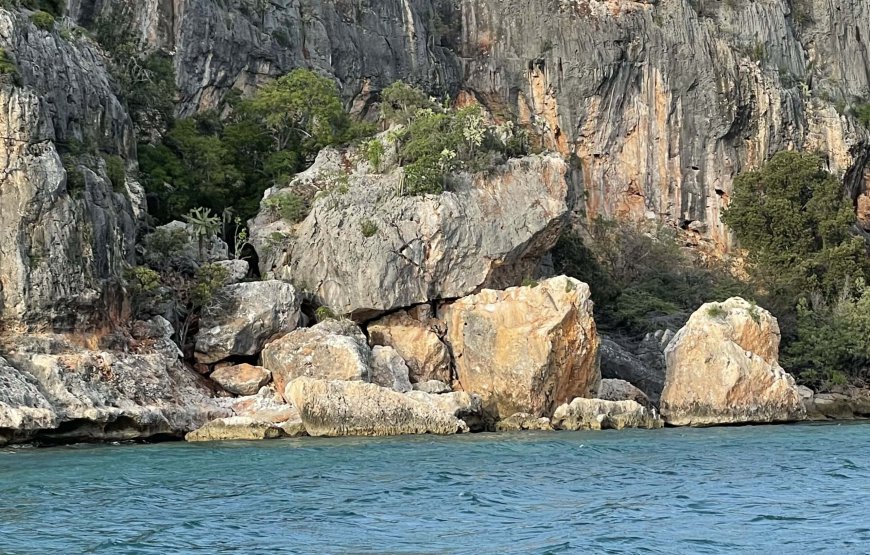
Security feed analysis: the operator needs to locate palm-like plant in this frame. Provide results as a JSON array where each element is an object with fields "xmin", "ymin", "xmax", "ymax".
[{"xmin": 184, "ymin": 207, "xmax": 221, "ymax": 260}]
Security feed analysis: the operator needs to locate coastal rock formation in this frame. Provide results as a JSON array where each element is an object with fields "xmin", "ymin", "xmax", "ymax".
[
  {"xmin": 413, "ymin": 380, "xmax": 453, "ymax": 394},
  {"xmin": 551, "ymin": 399, "xmax": 663, "ymax": 431},
  {"xmin": 660, "ymin": 298, "xmax": 806, "ymax": 426},
  {"xmin": 368, "ymin": 310, "xmax": 452, "ymax": 384},
  {"xmin": 250, "ymin": 152, "xmax": 575, "ymax": 319},
  {"xmin": 262, "ymin": 320, "xmax": 372, "ymax": 398},
  {"xmin": 495, "ymin": 413, "xmax": 554, "ymax": 432},
  {"xmin": 802, "ymin": 387, "xmax": 870, "ymax": 420},
  {"xmin": 210, "ymin": 364, "xmax": 272, "ymax": 396},
  {"xmin": 224, "ymin": 385, "xmax": 299, "ymax": 424},
  {"xmin": 599, "ymin": 338, "xmax": 667, "ymax": 405},
  {"xmin": 407, "ymin": 390, "xmax": 486, "ymax": 432},
  {"xmin": 185, "ymin": 416, "xmax": 286, "ymax": 442},
  {"xmin": 0, "ymin": 333, "xmax": 228, "ymax": 444},
  {"xmin": 370, "ymin": 346, "xmax": 413, "ymax": 393},
  {"xmin": 598, "ymin": 379, "xmax": 653, "ymax": 410},
  {"xmin": 439, "ymin": 276, "xmax": 600, "ymax": 419},
  {"xmin": 286, "ymin": 377, "xmax": 467, "ymax": 437},
  {"xmin": 195, "ymin": 281, "xmax": 301, "ymax": 364}
]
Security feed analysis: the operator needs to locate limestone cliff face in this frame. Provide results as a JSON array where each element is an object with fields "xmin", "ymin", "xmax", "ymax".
[{"xmin": 0, "ymin": 10, "xmax": 142, "ymax": 332}]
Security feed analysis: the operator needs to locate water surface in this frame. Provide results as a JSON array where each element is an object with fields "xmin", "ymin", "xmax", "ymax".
[{"xmin": 2, "ymin": 423, "xmax": 869, "ymax": 554}]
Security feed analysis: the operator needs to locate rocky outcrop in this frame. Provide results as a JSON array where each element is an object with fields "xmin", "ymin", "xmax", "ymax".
[
  {"xmin": 413, "ymin": 380, "xmax": 452, "ymax": 394},
  {"xmin": 0, "ymin": 11, "xmax": 141, "ymax": 332},
  {"xmin": 370, "ymin": 346, "xmax": 413, "ymax": 393},
  {"xmin": 552, "ymin": 399, "xmax": 663, "ymax": 431},
  {"xmin": 661, "ymin": 298, "xmax": 806, "ymax": 426},
  {"xmin": 286, "ymin": 377, "xmax": 468, "ymax": 437},
  {"xmin": 495, "ymin": 413, "xmax": 553, "ymax": 432},
  {"xmin": 407, "ymin": 390, "xmax": 486, "ymax": 432},
  {"xmin": 210, "ymin": 364, "xmax": 272, "ymax": 396},
  {"xmin": 598, "ymin": 379, "xmax": 653, "ymax": 410},
  {"xmin": 185, "ymin": 416, "xmax": 286, "ymax": 442},
  {"xmin": 439, "ymin": 276, "xmax": 600, "ymax": 419},
  {"xmin": 802, "ymin": 386, "xmax": 870, "ymax": 420},
  {"xmin": 600, "ymin": 337, "xmax": 667, "ymax": 405},
  {"xmin": 0, "ymin": 331, "xmax": 228, "ymax": 444},
  {"xmin": 195, "ymin": 281, "xmax": 301, "ymax": 364},
  {"xmin": 251, "ymin": 151, "xmax": 575, "ymax": 319},
  {"xmin": 261, "ymin": 320, "xmax": 371, "ymax": 398},
  {"xmin": 368, "ymin": 310, "xmax": 452, "ymax": 384}
]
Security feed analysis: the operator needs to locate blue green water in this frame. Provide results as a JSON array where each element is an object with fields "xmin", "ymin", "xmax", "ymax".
[{"xmin": 1, "ymin": 423, "xmax": 869, "ymax": 554}]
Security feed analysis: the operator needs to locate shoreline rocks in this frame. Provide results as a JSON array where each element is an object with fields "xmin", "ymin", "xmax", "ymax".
[
  {"xmin": 552, "ymin": 398, "xmax": 663, "ymax": 431},
  {"xmin": 660, "ymin": 298, "xmax": 806, "ymax": 427}
]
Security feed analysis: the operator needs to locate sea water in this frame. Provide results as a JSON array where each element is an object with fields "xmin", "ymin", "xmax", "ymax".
[{"xmin": 1, "ymin": 423, "xmax": 869, "ymax": 554}]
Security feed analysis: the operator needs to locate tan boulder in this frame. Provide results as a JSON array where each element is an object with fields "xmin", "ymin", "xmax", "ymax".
[
  {"xmin": 660, "ymin": 298, "xmax": 806, "ymax": 426},
  {"xmin": 495, "ymin": 413, "xmax": 554, "ymax": 431},
  {"xmin": 286, "ymin": 377, "xmax": 467, "ymax": 437},
  {"xmin": 406, "ymin": 390, "xmax": 486, "ymax": 432},
  {"xmin": 225, "ymin": 385, "xmax": 299, "ymax": 424},
  {"xmin": 210, "ymin": 364, "xmax": 272, "ymax": 396},
  {"xmin": 262, "ymin": 320, "xmax": 371, "ymax": 399},
  {"xmin": 185, "ymin": 416, "xmax": 286, "ymax": 442},
  {"xmin": 439, "ymin": 276, "xmax": 600, "ymax": 419},
  {"xmin": 551, "ymin": 398, "xmax": 663, "ymax": 430},
  {"xmin": 367, "ymin": 310, "xmax": 452, "ymax": 383}
]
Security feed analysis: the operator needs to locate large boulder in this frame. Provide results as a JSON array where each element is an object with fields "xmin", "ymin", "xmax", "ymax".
[
  {"xmin": 250, "ymin": 152, "xmax": 574, "ymax": 319},
  {"xmin": 552, "ymin": 398, "xmax": 663, "ymax": 431},
  {"xmin": 0, "ymin": 356, "xmax": 58, "ymax": 445},
  {"xmin": 261, "ymin": 320, "xmax": 371, "ymax": 398},
  {"xmin": 599, "ymin": 337, "xmax": 667, "ymax": 405},
  {"xmin": 367, "ymin": 310, "xmax": 452, "ymax": 384},
  {"xmin": 370, "ymin": 346, "xmax": 413, "ymax": 393},
  {"xmin": 195, "ymin": 280, "xmax": 301, "ymax": 364},
  {"xmin": 495, "ymin": 413, "xmax": 554, "ymax": 432},
  {"xmin": 286, "ymin": 377, "xmax": 467, "ymax": 437},
  {"xmin": 210, "ymin": 364, "xmax": 272, "ymax": 396},
  {"xmin": 439, "ymin": 276, "xmax": 600, "ymax": 419},
  {"xmin": 660, "ymin": 298, "xmax": 806, "ymax": 426},
  {"xmin": 406, "ymin": 391, "xmax": 486, "ymax": 432}
]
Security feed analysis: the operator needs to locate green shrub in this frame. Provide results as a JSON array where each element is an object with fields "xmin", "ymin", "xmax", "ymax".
[
  {"xmin": 103, "ymin": 155, "xmax": 126, "ymax": 193},
  {"xmin": 62, "ymin": 155, "xmax": 85, "ymax": 195},
  {"xmin": 854, "ymin": 103, "xmax": 870, "ymax": 128},
  {"xmin": 521, "ymin": 277, "xmax": 539, "ymax": 288},
  {"xmin": 264, "ymin": 191, "xmax": 308, "ymax": 223},
  {"xmin": 706, "ymin": 304, "xmax": 727, "ymax": 319},
  {"xmin": 315, "ymin": 306, "xmax": 337, "ymax": 322},
  {"xmin": 0, "ymin": 48, "xmax": 18, "ymax": 79},
  {"xmin": 361, "ymin": 138, "xmax": 385, "ymax": 172},
  {"xmin": 190, "ymin": 263, "xmax": 230, "ymax": 308},
  {"xmin": 360, "ymin": 219, "xmax": 378, "ymax": 238},
  {"xmin": 30, "ymin": 10, "xmax": 55, "ymax": 31}
]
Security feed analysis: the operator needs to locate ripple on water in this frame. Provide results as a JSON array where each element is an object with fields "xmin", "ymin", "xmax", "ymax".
[{"xmin": 1, "ymin": 424, "xmax": 870, "ymax": 554}]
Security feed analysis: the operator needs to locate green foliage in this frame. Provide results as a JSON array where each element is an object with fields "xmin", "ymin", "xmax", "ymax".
[
  {"xmin": 785, "ymin": 280, "xmax": 870, "ymax": 387},
  {"xmin": 264, "ymin": 191, "xmax": 308, "ymax": 223},
  {"xmin": 706, "ymin": 304, "xmax": 727, "ymax": 319},
  {"xmin": 20, "ymin": 0, "xmax": 63, "ymax": 16},
  {"xmin": 183, "ymin": 207, "xmax": 221, "ymax": 259},
  {"xmin": 382, "ymin": 81, "xmax": 436, "ymax": 125},
  {"xmin": 103, "ymin": 155, "xmax": 126, "ymax": 193},
  {"xmin": 141, "ymin": 226, "xmax": 189, "ymax": 271},
  {"xmin": 315, "ymin": 306, "xmax": 337, "ymax": 322},
  {"xmin": 139, "ymin": 69, "xmax": 368, "ymax": 224},
  {"xmin": 360, "ymin": 219, "xmax": 378, "ymax": 238},
  {"xmin": 552, "ymin": 219, "xmax": 748, "ymax": 335},
  {"xmin": 0, "ymin": 48, "xmax": 18, "ymax": 81},
  {"xmin": 190, "ymin": 263, "xmax": 230, "ymax": 308},
  {"xmin": 360, "ymin": 138, "xmax": 385, "ymax": 172},
  {"xmin": 521, "ymin": 277, "xmax": 539, "ymax": 288},
  {"xmin": 29, "ymin": 10, "xmax": 55, "ymax": 30},
  {"xmin": 722, "ymin": 151, "xmax": 868, "ymax": 306},
  {"xmin": 62, "ymin": 155, "xmax": 85, "ymax": 195},
  {"xmin": 854, "ymin": 103, "xmax": 870, "ymax": 128},
  {"xmin": 123, "ymin": 266, "xmax": 162, "ymax": 317}
]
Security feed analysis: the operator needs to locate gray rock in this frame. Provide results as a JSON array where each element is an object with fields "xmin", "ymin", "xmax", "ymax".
[
  {"xmin": 251, "ymin": 153, "xmax": 573, "ymax": 319},
  {"xmin": 600, "ymin": 338, "xmax": 666, "ymax": 406},
  {"xmin": 287, "ymin": 377, "xmax": 467, "ymax": 437},
  {"xmin": 370, "ymin": 346, "xmax": 413, "ymax": 393},
  {"xmin": 412, "ymin": 380, "xmax": 452, "ymax": 395},
  {"xmin": 598, "ymin": 379, "xmax": 653, "ymax": 410},
  {"xmin": 368, "ymin": 310, "xmax": 452, "ymax": 384},
  {"xmin": 0, "ymin": 336, "xmax": 229, "ymax": 444},
  {"xmin": 195, "ymin": 280, "xmax": 301, "ymax": 364},
  {"xmin": 214, "ymin": 260, "xmax": 250, "ymax": 284},
  {"xmin": 552, "ymin": 398, "xmax": 664, "ymax": 431},
  {"xmin": 261, "ymin": 320, "xmax": 372, "ymax": 398}
]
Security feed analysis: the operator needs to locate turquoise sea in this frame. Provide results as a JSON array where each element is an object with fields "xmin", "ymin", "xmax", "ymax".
[{"xmin": 1, "ymin": 423, "xmax": 869, "ymax": 554}]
